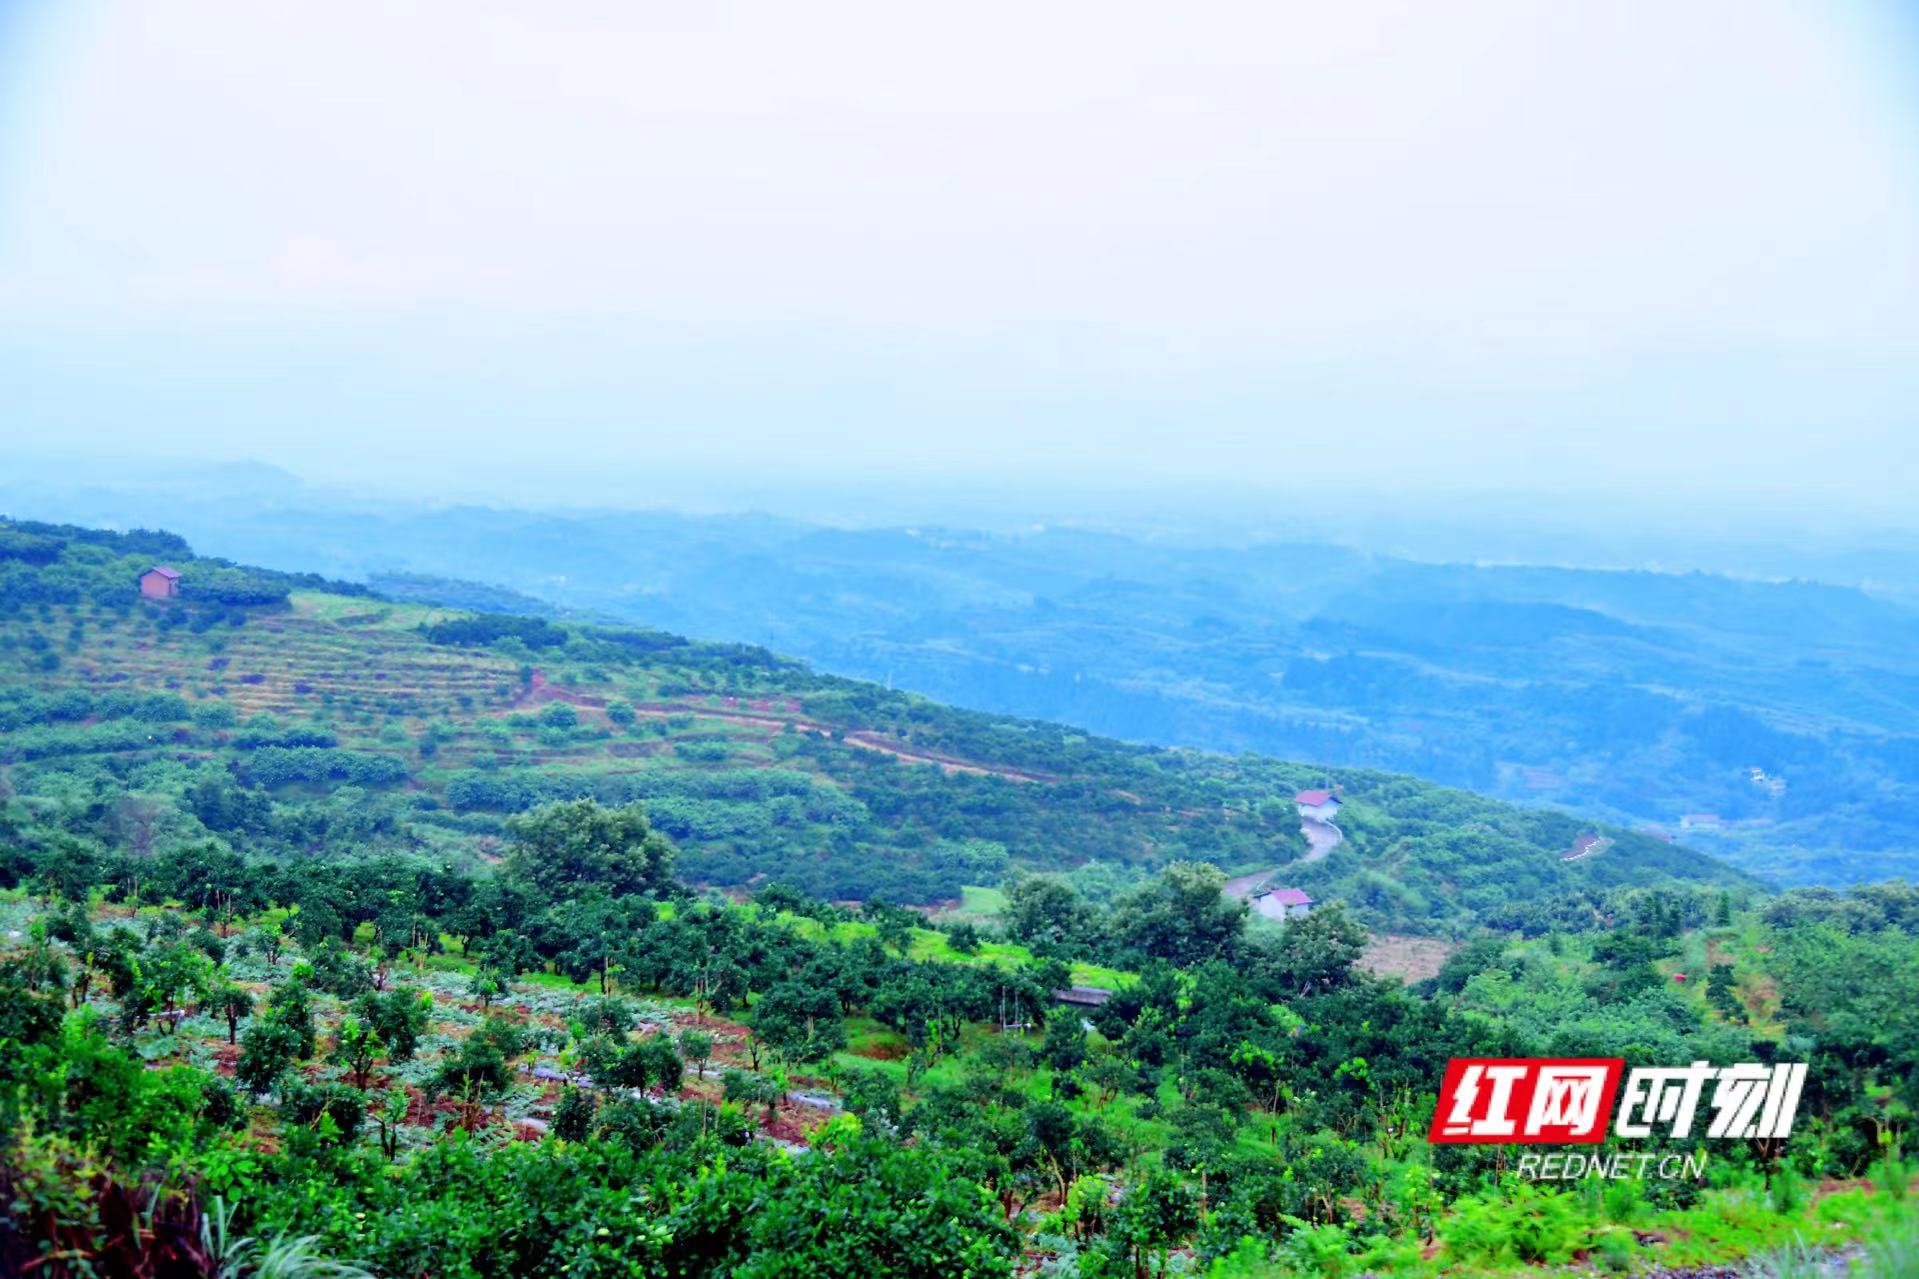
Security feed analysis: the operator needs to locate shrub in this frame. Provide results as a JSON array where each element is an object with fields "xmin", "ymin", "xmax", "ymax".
[{"xmin": 1440, "ymin": 1183, "xmax": 1589, "ymax": 1265}]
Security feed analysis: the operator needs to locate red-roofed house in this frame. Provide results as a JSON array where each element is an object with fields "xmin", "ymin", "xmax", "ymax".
[
  {"xmin": 1294, "ymin": 789, "xmax": 1341, "ymax": 822},
  {"xmin": 1251, "ymin": 886, "xmax": 1315, "ymax": 921},
  {"xmin": 138, "ymin": 566, "xmax": 181, "ymax": 599}
]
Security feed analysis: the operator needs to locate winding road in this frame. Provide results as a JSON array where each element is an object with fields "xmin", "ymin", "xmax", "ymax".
[{"xmin": 1300, "ymin": 817, "xmax": 1344, "ymax": 862}]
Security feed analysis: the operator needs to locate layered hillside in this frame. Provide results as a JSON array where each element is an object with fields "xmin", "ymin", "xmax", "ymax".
[
  {"xmin": 0, "ymin": 518, "xmax": 1752, "ymax": 934},
  {"xmin": 21, "ymin": 477, "xmax": 1913, "ymax": 884}
]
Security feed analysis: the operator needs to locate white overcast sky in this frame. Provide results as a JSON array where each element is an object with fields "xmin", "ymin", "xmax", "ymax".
[{"xmin": 2, "ymin": 1, "xmax": 1917, "ymax": 518}]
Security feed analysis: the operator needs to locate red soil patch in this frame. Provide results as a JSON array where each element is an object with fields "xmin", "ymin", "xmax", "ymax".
[
  {"xmin": 758, "ymin": 1097, "xmax": 837, "ymax": 1146},
  {"xmin": 401, "ymin": 1084, "xmax": 469, "ymax": 1129},
  {"xmin": 515, "ymin": 670, "xmax": 609, "ymax": 712}
]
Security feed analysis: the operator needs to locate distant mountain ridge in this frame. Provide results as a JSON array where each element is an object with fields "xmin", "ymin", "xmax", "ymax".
[
  {"xmin": 0, "ymin": 517, "xmax": 1754, "ymax": 937},
  {"xmin": 4, "ymin": 472, "xmax": 1916, "ymax": 885}
]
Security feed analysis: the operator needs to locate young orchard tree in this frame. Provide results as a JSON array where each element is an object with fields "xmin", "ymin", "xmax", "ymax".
[
  {"xmin": 1004, "ymin": 875, "xmax": 1093, "ymax": 952},
  {"xmin": 0, "ymin": 942, "xmax": 67, "ymax": 1049},
  {"xmin": 1108, "ymin": 862, "xmax": 1247, "ymax": 968},
  {"xmin": 373, "ymin": 1088, "xmax": 409, "ymax": 1161},
  {"xmin": 545, "ymin": 896, "xmax": 647, "ymax": 994},
  {"xmin": 876, "ymin": 912, "xmax": 915, "ymax": 957},
  {"xmin": 944, "ymin": 921, "xmax": 983, "ymax": 955},
  {"xmin": 1261, "ymin": 903, "xmax": 1369, "ymax": 999},
  {"xmin": 1095, "ymin": 1168, "xmax": 1198, "ymax": 1279},
  {"xmin": 263, "ymin": 980, "xmax": 318, "ymax": 1058},
  {"xmin": 209, "ymin": 978, "xmax": 254, "ymax": 1045},
  {"xmin": 584, "ymin": 1034, "xmax": 684, "ymax": 1096},
  {"xmin": 354, "ymin": 987, "xmax": 432, "ymax": 1063},
  {"xmin": 678, "ymin": 1028, "xmax": 714, "ymax": 1079},
  {"xmin": 139, "ymin": 939, "xmax": 212, "ymax": 1027},
  {"xmin": 331, "ymin": 1017, "xmax": 385, "ymax": 1091},
  {"xmin": 469, "ymin": 970, "xmax": 503, "ymax": 1013},
  {"xmin": 722, "ymin": 1067, "xmax": 784, "ymax": 1125},
  {"xmin": 553, "ymin": 1086, "xmax": 598, "ymax": 1142},
  {"xmin": 751, "ymin": 981, "xmax": 846, "ymax": 1066},
  {"xmin": 434, "ymin": 1016, "xmax": 528, "ymax": 1130},
  {"xmin": 236, "ymin": 1016, "xmax": 305, "ymax": 1099},
  {"xmin": 642, "ymin": 1037, "xmax": 685, "ymax": 1096},
  {"xmin": 577, "ymin": 995, "xmax": 633, "ymax": 1037}
]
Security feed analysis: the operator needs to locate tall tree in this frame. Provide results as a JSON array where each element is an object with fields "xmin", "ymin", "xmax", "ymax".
[{"xmin": 505, "ymin": 800, "xmax": 677, "ymax": 900}]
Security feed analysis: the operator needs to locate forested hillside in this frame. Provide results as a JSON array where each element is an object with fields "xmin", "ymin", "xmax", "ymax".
[
  {"xmin": 0, "ymin": 519, "xmax": 1748, "ymax": 936},
  {"xmin": 13, "ymin": 483, "xmax": 1915, "ymax": 885},
  {"xmin": 7, "ymin": 519, "xmax": 1919, "ymax": 1277}
]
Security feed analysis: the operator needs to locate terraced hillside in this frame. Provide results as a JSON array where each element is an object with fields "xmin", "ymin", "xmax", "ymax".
[
  {"xmin": 0, "ymin": 518, "xmax": 1754, "ymax": 933},
  {"xmin": 69, "ymin": 600, "xmax": 514, "ymax": 718}
]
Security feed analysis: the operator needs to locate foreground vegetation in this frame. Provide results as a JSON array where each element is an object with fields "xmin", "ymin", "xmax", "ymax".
[
  {"xmin": 4, "ymin": 793, "xmax": 1919, "ymax": 1276},
  {"xmin": 6, "ymin": 517, "xmax": 1918, "ymax": 1276}
]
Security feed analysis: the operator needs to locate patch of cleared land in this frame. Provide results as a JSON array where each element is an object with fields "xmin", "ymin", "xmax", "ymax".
[{"xmin": 1360, "ymin": 933, "xmax": 1457, "ymax": 983}]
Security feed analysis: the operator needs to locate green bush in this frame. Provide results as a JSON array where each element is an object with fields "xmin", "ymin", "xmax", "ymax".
[{"xmin": 1439, "ymin": 1182, "xmax": 1589, "ymax": 1265}]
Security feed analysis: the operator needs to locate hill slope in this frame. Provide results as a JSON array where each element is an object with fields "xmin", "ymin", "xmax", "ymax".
[
  {"xmin": 12, "ymin": 479, "xmax": 1914, "ymax": 884},
  {"xmin": 0, "ymin": 518, "xmax": 1752, "ymax": 934}
]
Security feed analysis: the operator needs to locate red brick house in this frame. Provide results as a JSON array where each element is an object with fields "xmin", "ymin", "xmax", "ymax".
[{"xmin": 138, "ymin": 566, "xmax": 181, "ymax": 599}]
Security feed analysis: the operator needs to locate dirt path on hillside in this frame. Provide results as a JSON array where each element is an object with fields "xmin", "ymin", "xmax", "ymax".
[
  {"xmin": 1301, "ymin": 818, "xmax": 1343, "ymax": 861},
  {"xmin": 1226, "ymin": 821, "xmax": 1343, "ymax": 897},
  {"xmin": 512, "ymin": 670, "xmax": 1055, "ymax": 784},
  {"xmin": 1222, "ymin": 869, "xmax": 1277, "ymax": 900},
  {"xmin": 1560, "ymin": 836, "xmax": 1611, "ymax": 862},
  {"xmin": 636, "ymin": 702, "xmax": 1056, "ymax": 783}
]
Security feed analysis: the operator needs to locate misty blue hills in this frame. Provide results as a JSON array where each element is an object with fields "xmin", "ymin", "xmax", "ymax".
[{"xmin": 6, "ymin": 463, "xmax": 1918, "ymax": 887}]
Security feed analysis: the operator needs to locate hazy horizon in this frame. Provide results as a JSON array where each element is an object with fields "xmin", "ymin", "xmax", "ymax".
[
  {"xmin": 8, "ymin": 450, "xmax": 1919, "ymax": 603},
  {"xmin": 5, "ymin": 3, "xmax": 1919, "ymax": 526}
]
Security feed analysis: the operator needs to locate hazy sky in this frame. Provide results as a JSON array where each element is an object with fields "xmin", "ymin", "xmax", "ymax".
[{"xmin": 3, "ymin": 2, "xmax": 1917, "ymax": 518}]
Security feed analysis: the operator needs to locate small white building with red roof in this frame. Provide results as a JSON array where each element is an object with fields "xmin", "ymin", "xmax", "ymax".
[
  {"xmin": 1251, "ymin": 886, "xmax": 1315, "ymax": 921},
  {"xmin": 1294, "ymin": 788, "xmax": 1342, "ymax": 822}
]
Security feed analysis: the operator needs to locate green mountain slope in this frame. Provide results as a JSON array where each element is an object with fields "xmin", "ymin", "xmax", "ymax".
[
  {"xmin": 17, "ymin": 478, "xmax": 1911, "ymax": 885},
  {"xmin": 0, "ymin": 518, "xmax": 1752, "ymax": 934}
]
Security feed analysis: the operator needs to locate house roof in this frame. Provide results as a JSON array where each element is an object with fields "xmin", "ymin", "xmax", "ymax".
[
  {"xmin": 1053, "ymin": 985, "xmax": 1113, "ymax": 1006},
  {"xmin": 1294, "ymin": 789, "xmax": 1338, "ymax": 806},
  {"xmin": 1262, "ymin": 887, "xmax": 1314, "ymax": 907},
  {"xmin": 143, "ymin": 566, "xmax": 182, "ymax": 579}
]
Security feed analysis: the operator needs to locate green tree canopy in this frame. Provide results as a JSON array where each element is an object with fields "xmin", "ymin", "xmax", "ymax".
[{"xmin": 505, "ymin": 800, "xmax": 677, "ymax": 900}]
